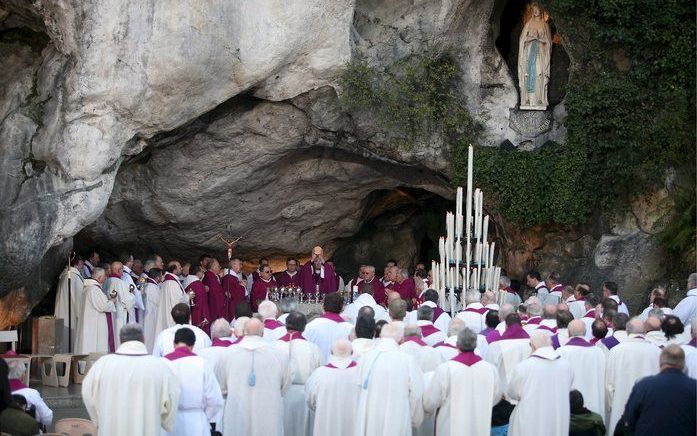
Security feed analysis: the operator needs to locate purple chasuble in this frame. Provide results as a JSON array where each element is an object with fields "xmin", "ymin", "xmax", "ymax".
[
  {"xmin": 432, "ymin": 306, "xmax": 445, "ymax": 323},
  {"xmin": 601, "ymin": 335, "xmax": 620, "ymax": 350},
  {"xmin": 565, "ymin": 337, "xmax": 593, "ymax": 347},
  {"xmin": 492, "ymin": 324, "xmax": 529, "ymax": 342},
  {"xmin": 299, "ymin": 261, "xmax": 338, "ymax": 295},
  {"xmin": 486, "ymin": 330, "xmax": 502, "ymax": 343}
]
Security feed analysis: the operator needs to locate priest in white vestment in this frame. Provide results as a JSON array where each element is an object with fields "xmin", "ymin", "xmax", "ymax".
[
  {"xmin": 272, "ymin": 312, "xmax": 321, "ymax": 436},
  {"xmin": 305, "ymin": 340, "xmax": 361, "ymax": 436},
  {"xmin": 342, "ymin": 290, "xmax": 389, "ymax": 324},
  {"xmin": 400, "ymin": 325, "xmax": 444, "ymax": 372},
  {"xmin": 197, "ymin": 319, "xmax": 234, "ymax": 433},
  {"xmin": 82, "ymin": 324, "xmax": 180, "ymax": 436},
  {"xmin": 304, "ymin": 293, "xmax": 353, "ymax": 363},
  {"xmin": 54, "ymin": 259, "xmax": 85, "ymax": 352},
  {"xmin": 354, "ymin": 322, "xmax": 424, "ymax": 436},
  {"xmin": 424, "ymin": 328, "xmax": 501, "ymax": 436},
  {"xmin": 143, "ymin": 268, "xmax": 163, "ymax": 352},
  {"xmin": 76, "ymin": 268, "xmax": 117, "ymax": 354},
  {"xmin": 198, "ymin": 318, "xmax": 235, "ymax": 369},
  {"xmin": 122, "ymin": 257, "xmax": 145, "ymax": 325},
  {"xmin": 415, "ymin": 306, "xmax": 447, "ymax": 346},
  {"xmin": 153, "ymin": 303, "xmax": 211, "ymax": 357},
  {"xmin": 155, "ymin": 262, "xmax": 189, "ymax": 336},
  {"xmin": 420, "ymin": 290, "xmax": 451, "ymax": 332},
  {"xmin": 485, "ymin": 314, "xmax": 531, "ymax": 393},
  {"xmin": 507, "ymin": 332, "xmax": 573, "ymax": 436},
  {"xmin": 351, "ymin": 316, "xmax": 376, "ymax": 358},
  {"xmin": 216, "ymin": 318, "xmax": 290, "ymax": 436},
  {"xmin": 455, "ymin": 291, "xmax": 488, "ymax": 333},
  {"xmin": 259, "ymin": 301, "xmax": 287, "ymax": 342},
  {"xmin": 104, "ymin": 262, "xmax": 136, "ymax": 347},
  {"xmin": 558, "ymin": 320, "xmax": 606, "ymax": 417},
  {"xmin": 605, "ymin": 318, "xmax": 660, "ymax": 435},
  {"xmin": 162, "ymin": 327, "xmax": 224, "ymax": 436}
]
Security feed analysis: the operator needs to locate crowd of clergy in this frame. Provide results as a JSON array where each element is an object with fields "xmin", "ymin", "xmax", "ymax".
[{"xmin": 38, "ymin": 247, "xmax": 697, "ymax": 436}]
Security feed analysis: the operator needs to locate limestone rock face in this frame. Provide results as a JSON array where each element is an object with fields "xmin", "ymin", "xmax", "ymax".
[
  {"xmin": 0, "ymin": 0, "xmax": 674, "ymax": 325},
  {"xmin": 0, "ymin": 0, "xmax": 359, "ymax": 321}
]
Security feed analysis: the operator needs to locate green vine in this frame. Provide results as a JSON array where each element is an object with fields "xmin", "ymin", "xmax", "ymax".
[
  {"xmin": 339, "ymin": 53, "xmax": 480, "ymax": 147},
  {"xmin": 339, "ymin": 0, "xmax": 694, "ymax": 241}
]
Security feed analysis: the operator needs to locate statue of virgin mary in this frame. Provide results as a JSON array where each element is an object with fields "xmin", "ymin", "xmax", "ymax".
[{"xmin": 518, "ymin": 4, "xmax": 552, "ymax": 110}]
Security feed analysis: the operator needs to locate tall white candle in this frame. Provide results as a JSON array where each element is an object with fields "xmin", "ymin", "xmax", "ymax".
[{"xmin": 489, "ymin": 242, "xmax": 495, "ymax": 270}]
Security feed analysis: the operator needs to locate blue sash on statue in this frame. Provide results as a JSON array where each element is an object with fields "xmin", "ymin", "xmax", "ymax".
[{"xmin": 526, "ymin": 39, "xmax": 538, "ymax": 94}]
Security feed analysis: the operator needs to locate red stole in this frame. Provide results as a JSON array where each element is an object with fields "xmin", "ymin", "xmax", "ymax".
[
  {"xmin": 583, "ymin": 310, "xmax": 597, "ymax": 319},
  {"xmin": 465, "ymin": 306, "xmax": 488, "ymax": 315},
  {"xmin": 105, "ymin": 311, "xmax": 115, "ymax": 353},
  {"xmin": 211, "ymin": 338, "xmax": 232, "ymax": 347},
  {"xmin": 264, "ymin": 319, "xmax": 284, "ymax": 330},
  {"xmin": 326, "ymin": 361, "xmax": 357, "ymax": 369},
  {"xmin": 525, "ymin": 316, "xmax": 542, "ymax": 325},
  {"xmin": 434, "ymin": 341, "xmax": 456, "ymax": 349},
  {"xmin": 403, "ymin": 337, "xmax": 427, "ymax": 346},
  {"xmin": 451, "ymin": 351, "xmax": 482, "ymax": 366},
  {"xmin": 278, "ymin": 332, "xmax": 306, "ymax": 342},
  {"xmin": 420, "ymin": 323, "xmax": 440, "ymax": 338},
  {"xmin": 321, "ymin": 312, "xmax": 345, "ymax": 323},
  {"xmin": 164, "ymin": 346, "xmax": 197, "ymax": 361},
  {"xmin": 9, "ymin": 378, "xmax": 27, "ymax": 392}
]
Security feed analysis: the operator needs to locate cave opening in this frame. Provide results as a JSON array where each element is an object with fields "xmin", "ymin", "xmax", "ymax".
[
  {"xmin": 494, "ymin": 0, "xmax": 571, "ymax": 106},
  {"xmin": 331, "ymin": 186, "xmax": 451, "ymax": 278}
]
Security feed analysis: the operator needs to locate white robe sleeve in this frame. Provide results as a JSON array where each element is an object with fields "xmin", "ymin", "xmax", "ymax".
[
  {"xmin": 81, "ymin": 359, "xmax": 102, "ymax": 426},
  {"xmin": 160, "ymin": 366, "xmax": 181, "ymax": 432},
  {"xmin": 88, "ymin": 288, "xmax": 116, "ymax": 313},
  {"xmin": 506, "ymin": 364, "xmax": 524, "ymax": 403},
  {"xmin": 203, "ymin": 364, "xmax": 224, "ymax": 422},
  {"xmin": 423, "ymin": 364, "xmax": 448, "ymax": 415},
  {"xmin": 408, "ymin": 357, "xmax": 425, "ymax": 428},
  {"xmin": 304, "ymin": 371, "xmax": 320, "ymax": 411}
]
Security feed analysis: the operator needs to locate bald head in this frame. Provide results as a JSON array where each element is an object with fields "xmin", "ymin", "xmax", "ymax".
[
  {"xmin": 387, "ymin": 291, "xmax": 401, "ymax": 303},
  {"xmin": 448, "ymin": 318, "xmax": 466, "ymax": 337},
  {"xmin": 567, "ymin": 320, "xmax": 586, "ymax": 338},
  {"xmin": 499, "ymin": 304, "xmax": 514, "ymax": 322},
  {"xmin": 244, "ymin": 318, "xmax": 264, "ymax": 337},
  {"xmin": 380, "ymin": 322, "xmax": 405, "ymax": 343},
  {"xmin": 645, "ymin": 316, "xmax": 661, "ymax": 332},
  {"xmin": 111, "ymin": 261, "xmax": 123, "ymax": 276},
  {"xmin": 258, "ymin": 300, "xmax": 278, "ymax": 320},
  {"xmin": 661, "ymin": 344, "xmax": 685, "ymax": 370},
  {"xmin": 234, "ymin": 317, "xmax": 250, "ymax": 337},
  {"xmin": 530, "ymin": 331, "xmax": 552, "ymax": 351},
  {"xmin": 210, "ymin": 318, "xmax": 232, "ymax": 339},
  {"xmin": 332, "ymin": 339, "xmax": 353, "ymax": 358},
  {"xmin": 542, "ymin": 304, "xmax": 557, "ymax": 319},
  {"xmin": 626, "ymin": 317, "xmax": 646, "ymax": 335}
]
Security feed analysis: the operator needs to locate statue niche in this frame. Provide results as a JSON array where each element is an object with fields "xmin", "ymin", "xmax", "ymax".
[{"xmin": 518, "ymin": 4, "xmax": 551, "ymax": 110}]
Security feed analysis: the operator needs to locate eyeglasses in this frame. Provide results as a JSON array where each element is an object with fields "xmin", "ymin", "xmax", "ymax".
[{"xmin": 263, "ymin": 270, "xmax": 272, "ymax": 274}]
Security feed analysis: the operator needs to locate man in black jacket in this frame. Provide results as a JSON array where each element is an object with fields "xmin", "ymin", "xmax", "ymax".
[{"xmin": 618, "ymin": 344, "xmax": 696, "ymax": 436}]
